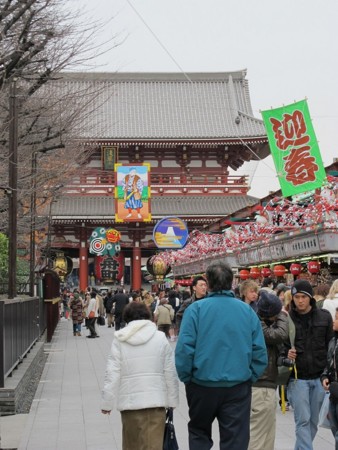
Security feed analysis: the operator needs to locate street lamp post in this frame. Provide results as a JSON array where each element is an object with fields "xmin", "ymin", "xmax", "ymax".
[
  {"xmin": 29, "ymin": 152, "xmax": 37, "ymax": 296},
  {"xmin": 8, "ymin": 79, "xmax": 18, "ymax": 299}
]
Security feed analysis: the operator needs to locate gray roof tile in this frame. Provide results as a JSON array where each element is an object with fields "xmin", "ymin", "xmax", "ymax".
[
  {"xmin": 55, "ymin": 71, "xmax": 266, "ymax": 140},
  {"xmin": 49, "ymin": 195, "xmax": 259, "ymax": 219}
]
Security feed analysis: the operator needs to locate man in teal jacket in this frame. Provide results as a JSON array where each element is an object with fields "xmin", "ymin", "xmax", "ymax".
[{"xmin": 175, "ymin": 261, "xmax": 267, "ymax": 450}]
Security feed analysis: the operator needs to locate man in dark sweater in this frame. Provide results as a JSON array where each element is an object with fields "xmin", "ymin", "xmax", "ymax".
[{"xmin": 112, "ymin": 288, "xmax": 129, "ymax": 330}]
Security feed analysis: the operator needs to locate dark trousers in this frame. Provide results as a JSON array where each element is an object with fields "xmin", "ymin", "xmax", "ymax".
[
  {"xmin": 115, "ymin": 313, "xmax": 125, "ymax": 331},
  {"xmin": 87, "ymin": 318, "xmax": 97, "ymax": 336},
  {"xmin": 185, "ymin": 381, "xmax": 251, "ymax": 450}
]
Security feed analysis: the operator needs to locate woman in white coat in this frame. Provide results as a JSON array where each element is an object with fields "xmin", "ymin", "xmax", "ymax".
[
  {"xmin": 101, "ymin": 302, "xmax": 179, "ymax": 450},
  {"xmin": 323, "ymin": 279, "xmax": 338, "ymax": 320}
]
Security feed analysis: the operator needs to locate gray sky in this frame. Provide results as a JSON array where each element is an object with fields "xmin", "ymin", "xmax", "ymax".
[{"xmin": 71, "ymin": 0, "xmax": 337, "ymax": 198}]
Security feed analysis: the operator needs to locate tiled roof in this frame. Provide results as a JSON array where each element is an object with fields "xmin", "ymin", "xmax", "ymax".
[
  {"xmin": 55, "ymin": 71, "xmax": 266, "ymax": 141},
  {"xmin": 48, "ymin": 195, "xmax": 259, "ymax": 220}
]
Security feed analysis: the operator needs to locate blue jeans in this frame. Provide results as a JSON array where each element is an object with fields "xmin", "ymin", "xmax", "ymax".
[
  {"xmin": 288, "ymin": 378, "xmax": 325, "ymax": 450},
  {"xmin": 329, "ymin": 400, "xmax": 338, "ymax": 450}
]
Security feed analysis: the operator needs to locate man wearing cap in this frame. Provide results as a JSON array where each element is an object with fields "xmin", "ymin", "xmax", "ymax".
[
  {"xmin": 285, "ymin": 279, "xmax": 333, "ymax": 450},
  {"xmin": 249, "ymin": 291, "xmax": 289, "ymax": 450}
]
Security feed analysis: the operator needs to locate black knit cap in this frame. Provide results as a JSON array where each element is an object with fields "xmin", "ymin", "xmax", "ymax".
[
  {"xmin": 291, "ymin": 279, "xmax": 314, "ymax": 299},
  {"xmin": 257, "ymin": 290, "xmax": 282, "ymax": 317}
]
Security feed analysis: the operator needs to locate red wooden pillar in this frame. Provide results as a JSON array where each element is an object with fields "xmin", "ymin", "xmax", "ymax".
[
  {"xmin": 79, "ymin": 227, "xmax": 88, "ymax": 291},
  {"xmin": 132, "ymin": 245, "xmax": 142, "ymax": 291}
]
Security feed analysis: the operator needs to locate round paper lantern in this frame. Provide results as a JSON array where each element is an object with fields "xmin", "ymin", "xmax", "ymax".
[
  {"xmin": 95, "ymin": 253, "xmax": 124, "ymax": 282},
  {"xmin": 290, "ymin": 263, "xmax": 302, "ymax": 276},
  {"xmin": 261, "ymin": 267, "xmax": 272, "ymax": 278},
  {"xmin": 250, "ymin": 267, "xmax": 261, "ymax": 279},
  {"xmin": 147, "ymin": 256, "xmax": 171, "ymax": 282},
  {"xmin": 273, "ymin": 265, "xmax": 286, "ymax": 277},
  {"xmin": 307, "ymin": 260, "xmax": 320, "ymax": 274},
  {"xmin": 239, "ymin": 269, "xmax": 250, "ymax": 280}
]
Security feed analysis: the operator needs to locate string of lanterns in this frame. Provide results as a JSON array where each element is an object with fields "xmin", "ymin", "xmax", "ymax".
[{"xmin": 239, "ymin": 260, "xmax": 321, "ymax": 280}]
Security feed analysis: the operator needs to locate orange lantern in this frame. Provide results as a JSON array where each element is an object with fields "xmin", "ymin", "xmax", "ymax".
[
  {"xmin": 250, "ymin": 267, "xmax": 261, "ymax": 279},
  {"xmin": 290, "ymin": 263, "xmax": 302, "ymax": 276},
  {"xmin": 261, "ymin": 267, "xmax": 272, "ymax": 278},
  {"xmin": 239, "ymin": 269, "xmax": 250, "ymax": 280},
  {"xmin": 308, "ymin": 260, "xmax": 320, "ymax": 274},
  {"xmin": 273, "ymin": 265, "xmax": 286, "ymax": 277}
]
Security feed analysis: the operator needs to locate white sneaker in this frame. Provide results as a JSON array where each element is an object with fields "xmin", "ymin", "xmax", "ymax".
[
  {"xmin": 137, "ymin": 213, "xmax": 142, "ymax": 219},
  {"xmin": 126, "ymin": 213, "xmax": 132, "ymax": 218}
]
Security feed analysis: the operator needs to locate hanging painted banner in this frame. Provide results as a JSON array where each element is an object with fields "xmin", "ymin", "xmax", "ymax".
[
  {"xmin": 261, "ymin": 100, "xmax": 326, "ymax": 197},
  {"xmin": 115, "ymin": 164, "xmax": 151, "ymax": 222}
]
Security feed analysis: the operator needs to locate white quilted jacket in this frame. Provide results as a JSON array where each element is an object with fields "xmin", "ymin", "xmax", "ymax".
[{"xmin": 101, "ymin": 320, "xmax": 179, "ymax": 411}]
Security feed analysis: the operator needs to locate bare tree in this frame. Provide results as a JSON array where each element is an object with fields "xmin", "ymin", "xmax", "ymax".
[{"xmin": 0, "ymin": 0, "xmax": 119, "ymax": 248}]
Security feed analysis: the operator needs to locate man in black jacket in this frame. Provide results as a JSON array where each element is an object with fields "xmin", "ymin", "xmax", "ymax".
[
  {"xmin": 112, "ymin": 288, "xmax": 129, "ymax": 331},
  {"xmin": 175, "ymin": 275, "xmax": 207, "ymax": 332},
  {"xmin": 285, "ymin": 279, "xmax": 333, "ymax": 450}
]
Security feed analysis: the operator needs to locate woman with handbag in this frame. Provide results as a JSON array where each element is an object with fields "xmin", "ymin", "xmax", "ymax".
[
  {"xmin": 101, "ymin": 302, "xmax": 179, "ymax": 450},
  {"xmin": 69, "ymin": 292, "xmax": 84, "ymax": 336},
  {"xmin": 321, "ymin": 306, "xmax": 338, "ymax": 448},
  {"xmin": 86, "ymin": 291, "xmax": 99, "ymax": 338}
]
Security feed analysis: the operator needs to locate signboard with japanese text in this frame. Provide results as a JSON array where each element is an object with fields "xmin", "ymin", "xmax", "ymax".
[
  {"xmin": 102, "ymin": 146, "xmax": 118, "ymax": 170},
  {"xmin": 261, "ymin": 100, "xmax": 326, "ymax": 197},
  {"xmin": 114, "ymin": 164, "xmax": 151, "ymax": 223}
]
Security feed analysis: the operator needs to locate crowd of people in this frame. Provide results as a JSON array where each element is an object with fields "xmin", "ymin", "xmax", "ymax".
[{"xmin": 61, "ymin": 268, "xmax": 338, "ymax": 450}]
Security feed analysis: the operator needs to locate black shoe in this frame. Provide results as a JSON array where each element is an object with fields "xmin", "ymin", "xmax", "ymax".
[{"xmin": 86, "ymin": 335, "xmax": 95, "ymax": 338}]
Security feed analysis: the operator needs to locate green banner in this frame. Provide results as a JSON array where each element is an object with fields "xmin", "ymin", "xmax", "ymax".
[{"xmin": 261, "ymin": 100, "xmax": 326, "ymax": 197}]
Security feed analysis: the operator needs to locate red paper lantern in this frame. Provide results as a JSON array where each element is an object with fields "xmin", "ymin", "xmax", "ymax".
[
  {"xmin": 290, "ymin": 263, "xmax": 302, "ymax": 276},
  {"xmin": 307, "ymin": 260, "xmax": 320, "ymax": 274},
  {"xmin": 261, "ymin": 267, "xmax": 272, "ymax": 278},
  {"xmin": 250, "ymin": 267, "xmax": 261, "ymax": 279},
  {"xmin": 273, "ymin": 265, "xmax": 286, "ymax": 277},
  {"xmin": 239, "ymin": 269, "xmax": 250, "ymax": 280},
  {"xmin": 95, "ymin": 253, "xmax": 124, "ymax": 282}
]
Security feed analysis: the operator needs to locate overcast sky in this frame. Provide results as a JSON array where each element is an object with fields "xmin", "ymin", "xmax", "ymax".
[{"xmin": 70, "ymin": 0, "xmax": 337, "ymax": 198}]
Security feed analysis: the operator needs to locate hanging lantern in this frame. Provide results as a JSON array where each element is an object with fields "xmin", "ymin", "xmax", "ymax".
[
  {"xmin": 308, "ymin": 260, "xmax": 320, "ymax": 274},
  {"xmin": 53, "ymin": 252, "xmax": 68, "ymax": 281},
  {"xmin": 95, "ymin": 253, "xmax": 125, "ymax": 282},
  {"xmin": 250, "ymin": 267, "xmax": 261, "ymax": 279},
  {"xmin": 261, "ymin": 267, "xmax": 272, "ymax": 278},
  {"xmin": 147, "ymin": 256, "xmax": 171, "ymax": 282},
  {"xmin": 239, "ymin": 269, "xmax": 250, "ymax": 280},
  {"xmin": 273, "ymin": 265, "xmax": 286, "ymax": 277},
  {"xmin": 290, "ymin": 263, "xmax": 302, "ymax": 276}
]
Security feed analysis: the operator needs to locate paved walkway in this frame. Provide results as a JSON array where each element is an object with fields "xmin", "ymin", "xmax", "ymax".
[{"xmin": 0, "ymin": 318, "xmax": 334, "ymax": 449}]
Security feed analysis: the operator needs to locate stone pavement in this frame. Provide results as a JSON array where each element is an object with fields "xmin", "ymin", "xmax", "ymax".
[{"xmin": 0, "ymin": 318, "xmax": 334, "ymax": 450}]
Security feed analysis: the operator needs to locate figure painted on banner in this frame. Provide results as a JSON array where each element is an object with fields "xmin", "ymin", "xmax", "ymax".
[{"xmin": 122, "ymin": 168, "xmax": 144, "ymax": 219}]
